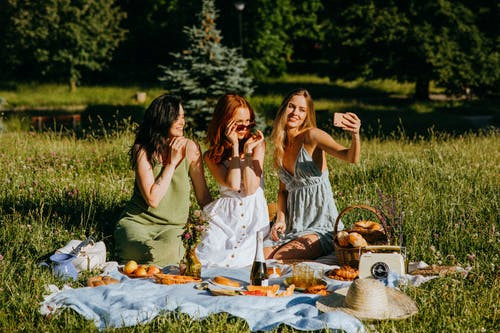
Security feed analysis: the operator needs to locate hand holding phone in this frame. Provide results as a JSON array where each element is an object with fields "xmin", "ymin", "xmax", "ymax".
[
  {"xmin": 333, "ymin": 112, "xmax": 362, "ymax": 134},
  {"xmin": 333, "ymin": 112, "xmax": 346, "ymax": 127}
]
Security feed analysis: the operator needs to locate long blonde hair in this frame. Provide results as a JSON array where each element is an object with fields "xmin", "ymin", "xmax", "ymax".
[{"xmin": 270, "ymin": 89, "xmax": 316, "ymax": 168}]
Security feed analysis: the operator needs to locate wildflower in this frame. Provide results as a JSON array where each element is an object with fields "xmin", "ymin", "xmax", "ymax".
[
  {"xmin": 467, "ymin": 254, "xmax": 476, "ymax": 262},
  {"xmin": 193, "ymin": 210, "xmax": 202, "ymax": 218},
  {"xmin": 0, "ymin": 254, "xmax": 3, "ymax": 261},
  {"xmin": 183, "ymin": 233, "xmax": 192, "ymax": 240}
]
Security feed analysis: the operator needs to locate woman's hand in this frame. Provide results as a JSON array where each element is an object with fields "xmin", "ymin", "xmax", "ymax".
[
  {"xmin": 340, "ymin": 112, "xmax": 361, "ymax": 135},
  {"xmin": 243, "ymin": 130, "xmax": 264, "ymax": 154},
  {"xmin": 271, "ymin": 220, "xmax": 286, "ymax": 241},
  {"xmin": 224, "ymin": 120, "xmax": 239, "ymax": 146},
  {"xmin": 166, "ymin": 136, "xmax": 187, "ymax": 166}
]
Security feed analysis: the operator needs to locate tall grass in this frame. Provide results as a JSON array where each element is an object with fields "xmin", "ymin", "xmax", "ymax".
[{"xmin": 0, "ymin": 126, "xmax": 498, "ymax": 332}]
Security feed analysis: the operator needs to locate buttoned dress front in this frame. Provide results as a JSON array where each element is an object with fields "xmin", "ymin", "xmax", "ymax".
[{"xmin": 196, "ymin": 171, "xmax": 270, "ymax": 268}]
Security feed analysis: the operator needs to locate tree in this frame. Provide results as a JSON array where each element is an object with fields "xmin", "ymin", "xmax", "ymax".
[
  {"xmin": 1, "ymin": 0, "xmax": 127, "ymax": 91},
  {"xmin": 243, "ymin": 0, "xmax": 324, "ymax": 79},
  {"xmin": 158, "ymin": 0, "xmax": 253, "ymax": 133},
  {"xmin": 324, "ymin": 0, "xmax": 499, "ymax": 99}
]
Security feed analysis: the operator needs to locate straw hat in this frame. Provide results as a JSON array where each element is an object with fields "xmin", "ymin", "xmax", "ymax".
[{"xmin": 316, "ymin": 278, "xmax": 418, "ymax": 320}]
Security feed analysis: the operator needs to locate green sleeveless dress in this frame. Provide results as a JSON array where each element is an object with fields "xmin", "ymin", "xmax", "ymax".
[{"xmin": 114, "ymin": 157, "xmax": 190, "ymax": 266}]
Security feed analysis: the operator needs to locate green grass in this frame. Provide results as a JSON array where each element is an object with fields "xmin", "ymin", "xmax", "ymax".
[
  {"xmin": 0, "ymin": 128, "xmax": 498, "ymax": 332},
  {"xmin": 0, "ymin": 75, "xmax": 498, "ymax": 331},
  {"xmin": 0, "ymin": 83, "xmax": 165, "ymax": 108}
]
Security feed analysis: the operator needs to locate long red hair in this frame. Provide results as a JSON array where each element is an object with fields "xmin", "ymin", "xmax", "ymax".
[{"xmin": 206, "ymin": 94, "xmax": 255, "ymax": 164}]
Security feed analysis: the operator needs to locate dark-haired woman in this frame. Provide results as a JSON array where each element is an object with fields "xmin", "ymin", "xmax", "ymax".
[
  {"xmin": 114, "ymin": 94, "xmax": 211, "ymax": 266},
  {"xmin": 196, "ymin": 93, "xmax": 269, "ymax": 268}
]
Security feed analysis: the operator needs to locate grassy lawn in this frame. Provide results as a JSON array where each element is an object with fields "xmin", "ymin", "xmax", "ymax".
[
  {"xmin": 1, "ymin": 74, "xmax": 497, "ymax": 137},
  {"xmin": 0, "ymin": 76, "xmax": 498, "ymax": 331}
]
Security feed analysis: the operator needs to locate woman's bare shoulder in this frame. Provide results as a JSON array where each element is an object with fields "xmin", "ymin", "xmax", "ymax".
[
  {"xmin": 302, "ymin": 127, "xmax": 326, "ymax": 142},
  {"xmin": 185, "ymin": 138, "xmax": 202, "ymax": 162}
]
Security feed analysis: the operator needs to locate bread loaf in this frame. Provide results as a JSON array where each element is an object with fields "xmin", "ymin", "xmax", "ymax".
[
  {"xmin": 336, "ymin": 231, "xmax": 350, "ymax": 247},
  {"xmin": 348, "ymin": 232, "xmax": 368, "ymax": 247},
  {"xmin": 214, "ymin": 276, "xmax": 241, "ymax": 288}
]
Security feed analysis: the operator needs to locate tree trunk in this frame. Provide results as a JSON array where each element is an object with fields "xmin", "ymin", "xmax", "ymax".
[
  {"xmin": 69, "ymin": 79, "xmax": 76, "ymax": 93},
  {"xmin": 415, "ymin": 76, "xmax": 429, "ymax": 100}
]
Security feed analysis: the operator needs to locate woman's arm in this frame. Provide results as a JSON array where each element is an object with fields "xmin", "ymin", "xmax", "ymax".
[
  {"xmin": 186, "ymin": 140, "xmax": 212, "ymax": 207},
  {"xmin": 135, "ymin": 137, "xmax": 186, "ymax": 208},
  {"xmin": 242, "ymin": 130, "xmax": 265, "ymax": 194},
  {"xmin": 270, "ymin": 180, "xmax": 287, "ymax": 241},
  {"xmin": 204, "ymin": 150, "xmax": 241, "ymax": 191},
  {"xmin": 307, "ymin": 112, "xmax": 361, "ymax": 163},
  {"xmin": 204, "ymin": 120, "xmax": 242, "ymax": 191}
]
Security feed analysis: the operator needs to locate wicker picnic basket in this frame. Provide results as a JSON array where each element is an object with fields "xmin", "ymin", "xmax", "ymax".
[{"xmin": 333, "ymin": 204, "xmax": 392, "ymax": 268}]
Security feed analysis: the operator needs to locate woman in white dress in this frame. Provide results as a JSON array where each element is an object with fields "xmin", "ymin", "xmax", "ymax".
[{"xmin": 196, "ymin": 93, "xmax": 270, "ymax": 268}]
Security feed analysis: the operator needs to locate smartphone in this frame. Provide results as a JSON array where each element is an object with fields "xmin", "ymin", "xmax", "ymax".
[{"xmin": 333, "ymin": 112, "xmax": 346, "ymax": 127}]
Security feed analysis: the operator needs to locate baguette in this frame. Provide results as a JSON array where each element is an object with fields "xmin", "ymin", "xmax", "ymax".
[{"xmin": 214, "ymin": 276, "xmax": 241, "ymax": 288}]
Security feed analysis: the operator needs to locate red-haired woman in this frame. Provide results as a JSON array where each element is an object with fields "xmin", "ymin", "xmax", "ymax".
[{"xmin": 196, "ymin": 93, "xmax": 270, "ymax": 268}]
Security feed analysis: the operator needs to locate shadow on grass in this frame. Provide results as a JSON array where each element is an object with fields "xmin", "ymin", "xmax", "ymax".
[
  {"xmin": 255, "ymin": 80, "xmax": 394, "ymax": 100},
  {"xmin": 253, "ymin": 78, "xmax": 498, "ymax": 139},
  {"xmin": 1, "ymin": 194, "xmax": 126, "ymax": 260},
  {"xmin": 2, "ymin": 96, "xmax": 498, "ymax": 140}
]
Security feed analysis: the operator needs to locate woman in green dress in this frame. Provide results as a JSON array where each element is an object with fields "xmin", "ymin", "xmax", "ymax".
[{"xmin": 114, "ymin": 94, "xmax": 212, "ymax": 266}]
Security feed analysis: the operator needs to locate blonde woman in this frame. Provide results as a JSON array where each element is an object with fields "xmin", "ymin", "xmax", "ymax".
[{"xmin": 264, "ymin": 88, "xmax": 361, "ymax": 260}]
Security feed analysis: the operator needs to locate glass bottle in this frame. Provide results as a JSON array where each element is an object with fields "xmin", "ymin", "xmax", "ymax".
[{"xmin": 250, "ymin": 231, "xmax": 269, "ymax": 286}]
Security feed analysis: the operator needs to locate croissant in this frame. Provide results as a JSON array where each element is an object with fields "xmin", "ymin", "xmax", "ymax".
[
  {"xmin": 328, "ymin": 265, "xmax": 359, "ymax": 281},
  {"xmin": 353, "ymin": 220, "xmax": 383, "ymax": 234}
]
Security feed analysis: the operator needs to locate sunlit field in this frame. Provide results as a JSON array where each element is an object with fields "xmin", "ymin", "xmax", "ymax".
[{"xmin": 0, "ymin": 76, "xmax": 498, "ymax": 331}]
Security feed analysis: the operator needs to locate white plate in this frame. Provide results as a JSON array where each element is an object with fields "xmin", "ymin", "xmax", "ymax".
[{"xmin": 207, "ymin": 278, "xmax": 245, "ymax": 291}]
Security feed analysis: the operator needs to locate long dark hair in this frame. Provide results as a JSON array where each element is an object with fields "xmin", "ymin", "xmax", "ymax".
[{"xmin": 130, "ymin": 94, "xmax": 182, "ymax": 169}]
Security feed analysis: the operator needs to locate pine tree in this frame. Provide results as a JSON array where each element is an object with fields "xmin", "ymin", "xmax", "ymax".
[{"xmin": 159, "ymin": 0, "xmax": 253, "ymax": 133}]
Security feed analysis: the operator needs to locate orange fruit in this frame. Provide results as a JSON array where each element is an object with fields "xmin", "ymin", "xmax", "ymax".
[
  {"xmin": 134, "ymin": 266, "xmax": 147, "ymax": 277},
  {"xmin": 123, "ymin": 260, "xmax": 138, "ymax": 274},
  {"xmin": 147, "ymin": 266, "xmax": 160, "ymax": 275}
]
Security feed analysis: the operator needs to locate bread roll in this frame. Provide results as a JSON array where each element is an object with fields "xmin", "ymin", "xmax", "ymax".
[
  {"xmin": 336, "ymin": 231, "xmax": 350, "ymax": 247},
  {"xmin": 348, "ymin": 232, "xmax": 368, "ymax": 247},
  {"xmin": 214, "ymin": 276, "xmax": 240, "ymax": 288},
  {"xmin": 87, "ymin": 275, "xmax": 119, "ymax": 287}
]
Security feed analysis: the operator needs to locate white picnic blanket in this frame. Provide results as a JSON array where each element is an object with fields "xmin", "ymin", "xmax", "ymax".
[
  {"xmin": 39, "ymin": 261, "xmax": 453, "ymax": 331},
  {"xmin": 40, "ymin": 263, "xmax": 363, "ymax": 332}
]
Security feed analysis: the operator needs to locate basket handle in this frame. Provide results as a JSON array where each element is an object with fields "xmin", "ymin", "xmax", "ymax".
[{"xmin": 333, "ymin": 204, "xmax": 392, "ymax": 244}]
